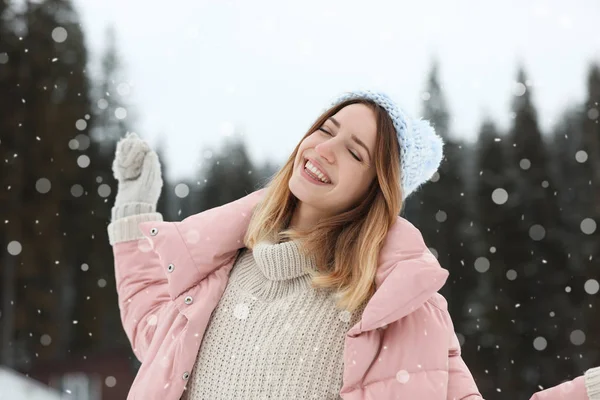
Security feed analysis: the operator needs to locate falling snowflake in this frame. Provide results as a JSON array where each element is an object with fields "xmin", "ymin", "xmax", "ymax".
[
  {"xmin": 97, "ymin": 184, "xmax": 111, "ymax": 198},
  {"xmin": 40, "ymin": 334, "xmax": 52, "ymax": 346},
  {"xmin": 396, "ymin": 370, "xmax": 410, "ymax": 384},
  {"xmin": 506, "ymin": 269, "xmax": 517, "ymax": 280},
  {"xmin": 77, "ymin": 155, "xmax": 90, "ymax": 168},
  {"xmin": 185, "ymin": 229, "xmax": 200, "ymax": 245},
  {"xmin": 435, "ymin": 210, "xmax": 447, "ymax": 223},
  {"xmin": 71, "ymin": 184, "xmax": 84, "ymax": 197},
  {"xmin": 175, "ymin": 183, "xmax": 190, "ymax": 198},
  {"xmin": 575, "ymin": 150, "xmax": 588, "ymax": 163},
  {"xmin": 137, "ymin": 238, "xmax": 153, "ymax": 253},
  {"xmin": 491, "ymin": 188, "xmax": 508, "ymax": 205},
  {"xmin": 580, "ymin": 218, "xmax": 596, "ymax": 235},
  {"xmin": 533, "ymin": 337, "xmax": 547, "ymax": 351},
  {"xmin": 117, "ymin": 82, "xmax": 131, "ymax": 96},
  {"xmin": 115, "ymin": 107, "xmax": 127, "ymax": 120},
  {"xmin": 36, "ymin": 178, "xmax": 51, "ymax": 194},
  {"xmin": 339, "ymin": 310, "xmax": 351, "ymax": 323},
  {"xmin": 147, "ymin": 314, "xmax": 158, "ymax": 326},
  {"xmin": 97, "ymin": 99, "xmax": 108, "ymax": 109},
  {"xmin": 529, "ymin": 224, "xmax": 546, "ymax": 241},
  {"xmin": 75, "ymin": 119, "xmax": 87, "ymax": 131},
  {"xmin": 474, "ymin": 257, "xmax": 490, "ymax": 273},
  {"xmin": 584, "ymin": 279, "xmax": 599, "ymax": 295},
  {"xmin": 519, "ymin": 159, "xmax": 531, "ymax": 170},
  {"xmin": 51, "ymin": 27, "xmax": 68, "ymax": 43},
  {"xmin": 7, "ymin": 241, "xmax": 22, "ymax": 256},
  {"xmin": 233, "ymin": 303, "xmax": 250, "ymax": 320},
  {"xmin": 569, "ymin": 330, "xmax": 585, "ymax": 345}
]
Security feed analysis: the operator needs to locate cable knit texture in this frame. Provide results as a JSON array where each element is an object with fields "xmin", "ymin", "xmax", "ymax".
[
  {"xmin": 586, "ymin": 366, "xmax": 600, "ymax": 400},
  {"xmin": 107, "ymin": 207, "xmax": 163, "ymax": 245},
  {"xmin": 111, "ymin": 202, "xmax": 157, "ymax": 221},
  {"xmin": 180, "ymin": 239, "xmax": 366, "ymax": 400}
]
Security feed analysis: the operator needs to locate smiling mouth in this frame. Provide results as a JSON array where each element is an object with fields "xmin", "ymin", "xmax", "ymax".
[{"xmin": 303, "ymin": 158, "xmax": 331, "ymax": 184}]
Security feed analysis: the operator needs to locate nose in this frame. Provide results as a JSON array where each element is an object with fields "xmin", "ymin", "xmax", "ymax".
[{"xmin": 314, "ymin": 141, "xmax": 335, "ymax": 164}]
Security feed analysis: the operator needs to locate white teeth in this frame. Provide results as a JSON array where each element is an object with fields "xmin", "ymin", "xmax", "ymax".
[{"xmin": 304, "ymin": 160, "xmax": 330, "ymax": 183}]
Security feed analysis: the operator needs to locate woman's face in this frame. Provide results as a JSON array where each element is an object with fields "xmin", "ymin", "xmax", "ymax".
[{"xmin": 289, "ymin": 103, "xmax": 378, "ymax": 222}]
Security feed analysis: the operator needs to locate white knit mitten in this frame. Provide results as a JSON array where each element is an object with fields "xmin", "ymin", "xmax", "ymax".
[
  {"xmin": 111, "ymin": 132, "xmax": 163, "ymax": 221},
  {"xmin": 107, "ymin": 132, "xmax": 164, "ymax": 245},
  {"xmin": 585, "ymin": 366, "xmax": 600, "ymax": 400}
]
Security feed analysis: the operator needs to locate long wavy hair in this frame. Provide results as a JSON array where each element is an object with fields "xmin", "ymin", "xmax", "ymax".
[{"xmin": 244, "ymin": 98, "xmax": 403, "ymax": 312}]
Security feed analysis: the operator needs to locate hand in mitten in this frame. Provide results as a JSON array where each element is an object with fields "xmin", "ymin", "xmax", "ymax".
[
  {"xmin": 112, "ymin": 132, "xmax": 163, "ymax": 219},
  {"xmin": 528, "ymin": 366, "xmax": 600, "ymax": 400}
]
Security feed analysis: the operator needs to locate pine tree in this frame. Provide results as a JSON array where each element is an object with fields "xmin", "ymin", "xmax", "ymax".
[
  {"xmin": 197, "ymin": 134, "xmax": 258, "ymax": 212},
  {"xmin": 155, "ymin": 134, "xmax": 175, "ymax": 220},
  {"xmin": 80, "ymin": 24, "xmax": 138, "ymax": 353},
  {"xmin": 578, "ymin": 64, "xmax": 600, "ymax": 365},
  {"xmin": 89, "ymin": 24, "xmax": 135, "ymax": 153},
  {"xmin": 550, "ymin": 63, "xmax": 600, "ymax": 373},
  {"xmin": 498, "ymin": 67, "xmax": 571, "ymax": 396},
  {"xmin": 0, "ymin": 0, "xmax": 118, "ymax": 366},
  {"xmin": 0, "ymin": 0, "xmax": 22, "ymax": 368},
  {"xmin": 471, "ymin": 118, "xmax": 513, "ymax": 392},
  {"xmin": 404, "ymin": 60, "xmax": 474, "ymax": 331}
]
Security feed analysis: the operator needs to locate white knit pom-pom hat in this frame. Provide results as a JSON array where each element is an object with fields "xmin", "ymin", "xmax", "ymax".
[{"xmin": 327, "ymin": 89, "xmax": 444, "ymax": 200}]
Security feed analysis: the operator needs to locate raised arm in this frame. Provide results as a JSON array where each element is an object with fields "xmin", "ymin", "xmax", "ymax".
[
  {"xmin": 107, "ymin": 133, "xmax": 267, "ymax": 362},
  {"xmin": 107, "ymin": 132, "xmax": 167, "ymax": 362}
]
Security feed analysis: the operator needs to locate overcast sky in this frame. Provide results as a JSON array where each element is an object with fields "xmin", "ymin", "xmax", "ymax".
[{"xmin": 76, "ymin": 0, "xmax": 600, "ymax": 182}]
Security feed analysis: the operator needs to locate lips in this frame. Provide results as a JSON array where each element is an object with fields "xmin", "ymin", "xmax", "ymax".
[{"xmin": 303, "ymin": 157, "xmax": 332, "ymax": 183}]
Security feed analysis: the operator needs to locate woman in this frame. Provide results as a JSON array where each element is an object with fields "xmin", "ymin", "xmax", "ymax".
[{"xmin": 107, "ymin": 90, "xmax": 598, "ymax": 399}]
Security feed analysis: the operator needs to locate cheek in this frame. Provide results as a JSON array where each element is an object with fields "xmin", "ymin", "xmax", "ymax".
[
  {"xmin": 339, "ymin": 164, "xmax": 363, "ymax": 185},
  {"xmin": 343, "ymin": 166, "xmax": 374, "ymax": 190}
]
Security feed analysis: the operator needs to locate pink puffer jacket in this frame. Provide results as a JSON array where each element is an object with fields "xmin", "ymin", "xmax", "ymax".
[{"xmin": 110, "ymin": 188, "xmax": 590, "ymax": 400}]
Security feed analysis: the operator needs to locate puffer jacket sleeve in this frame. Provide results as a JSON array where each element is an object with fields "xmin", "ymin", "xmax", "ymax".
[
  {"xmin": 108, "ymin": 212, "xmax": 171, "ymax": 363},
  {"xmin": 529, "ymin": 366, "xmax": 600, "ymax": 400},
  {"xmin": 447, "ymin": 329, "xmax": 485, "ymax": 400}
]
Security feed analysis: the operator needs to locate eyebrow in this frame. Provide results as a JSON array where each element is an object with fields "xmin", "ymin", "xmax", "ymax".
[{"xmin": 328, "ymin": 117, "xmax": 372, "ymax": 162}]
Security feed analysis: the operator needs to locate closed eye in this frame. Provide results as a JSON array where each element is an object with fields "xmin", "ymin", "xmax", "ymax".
[{"xmin": 318, "ymin": 128, "xmax": 362, "ymax": 162}]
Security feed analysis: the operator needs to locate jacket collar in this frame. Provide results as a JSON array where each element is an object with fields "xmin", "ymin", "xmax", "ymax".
[{"xmin": 347, "ymin": 217, "xmax": 449, "ymax": 336}]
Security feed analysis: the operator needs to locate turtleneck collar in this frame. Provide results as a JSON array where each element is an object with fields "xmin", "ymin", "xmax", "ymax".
[
  {"xmin": 252, "ymin": 239, "xmax": 317, "ymax": 281},
  {"xmin": 231, "ymin": 239, "xmax": 320, "ymax": 302}
]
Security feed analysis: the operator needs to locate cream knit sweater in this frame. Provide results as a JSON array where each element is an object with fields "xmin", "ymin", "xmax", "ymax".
[{"xmin": 180, "ymin": 238, "xmax": 364, "ymax": 400}]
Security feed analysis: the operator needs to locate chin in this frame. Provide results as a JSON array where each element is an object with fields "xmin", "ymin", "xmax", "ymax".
[{"xmin": 288, "ymin": 173, "xmax": 315, "ymax": 200}]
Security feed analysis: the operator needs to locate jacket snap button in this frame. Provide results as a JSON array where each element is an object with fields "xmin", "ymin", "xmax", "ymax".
[
  {"xmin": 184, "ymin": 296, "xmax": 193, "ymax": 305},
  {"xmin": 167, "ymin": 263, "xmax": 175, "ymax": 272},
  {"xmin": 182, "ymin": 371, "xmax": 190, "ymax": 380},
  {"xmin": 150, "ymin": 228, "xmax": 158, "ymax": 236}
]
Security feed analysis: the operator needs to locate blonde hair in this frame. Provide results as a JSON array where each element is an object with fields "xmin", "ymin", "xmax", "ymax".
[{"xmin": 244, "ymin": 98, "xmax": 403, "ymax": 312}]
